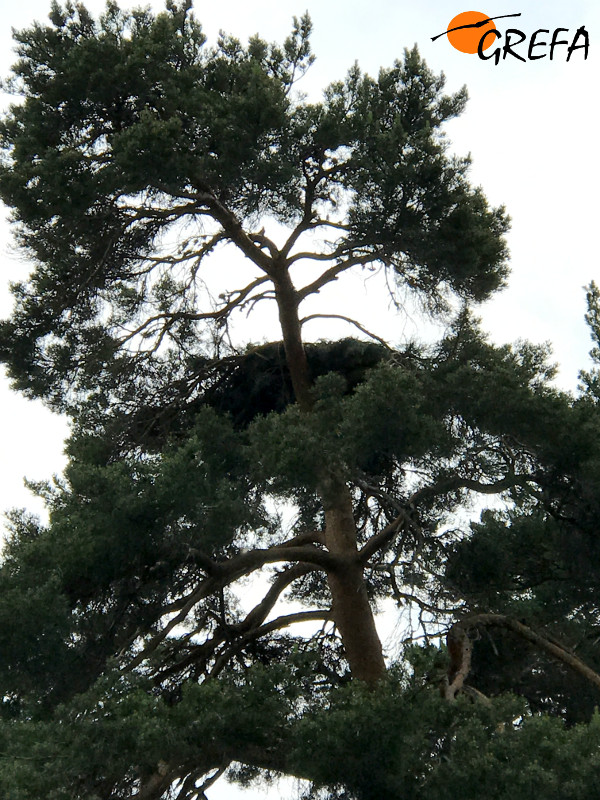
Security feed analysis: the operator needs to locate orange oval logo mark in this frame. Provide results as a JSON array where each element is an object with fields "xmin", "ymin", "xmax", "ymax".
[{"xmin": 446, "ymin": 11, "xmax": 497, "ymax": 53}]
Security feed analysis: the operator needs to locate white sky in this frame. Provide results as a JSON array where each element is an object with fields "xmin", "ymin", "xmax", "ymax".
[{"xmin": 0, "ymin": 1, "xmax": 598, "ymax": 797}]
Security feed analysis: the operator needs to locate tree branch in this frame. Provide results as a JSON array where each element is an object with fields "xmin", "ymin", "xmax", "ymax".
[
  {"xmin": 296, "ymin": 254, "xmax": 374, "ymax": 300},
  {"xmin": 409, "ymin": 474, "xmax": 534, "ymax": 506},
  {"xmin": 309, "ymin": 218, "xmax": 351, "ymax": 232},
  {"xmin": 124, "ymin": 542, "xmax": 337, "ymax": 671},
  {"xmin": 443, "ymin": 624, "xmax": 473, "ymax": 700},
  {"xmin": 358, "ymin": 473, "xmax": 534, "ymax": 566},
  {"xmin": 115, "ymin": 276, "xmax": 270, "ymax": 346},
  {"xmin": 209, "ymin": 610, "xmax": 332, "ymax": 677},
  {"xmin": 195, "ymin": 192, "xmax": 276, "ymax": 275},
  {"xmin": 194, "ymin": 764, "xmax": 229, "ymax": 799},
  {"xmin": 152, "ymin": 565, "xmax": 318, "ymax": 683},
  {"xmin": 288, "ymin": 245, "xmax": 351, "ymax": 265},
  {"xmin": 138, "ymin": 761, "xmax": 181, "ymax": 800},
  {"xmin": 446, "ymin": 614, "xmax": 600, "ymax": 698},
  {"xmin": 301, "ymin": 314, "xmax": 391, "ymax": 348},
  {"xmin": 233, "ymin": 564, "xmax": 314, "ymax": 634},
  {"xmin": 358, "ymin": 512, "xmax": 410, "ymax": 565},
  {"xmin": 280, "ymin": 218, "xmax": 314, "ymax": 259},
  {"xmin": 248, "ymin": 229, "xmax": 279, "ymax": 259}
]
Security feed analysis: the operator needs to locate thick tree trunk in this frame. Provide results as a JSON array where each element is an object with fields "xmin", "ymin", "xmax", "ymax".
[
  {"xmin": 273, "ymin": 264, "xmax": 386, "ymax": 684},
  {"xmin": 272, "ymin": 266, "xmax": 313, "ymax": 410},
  {"xmin": 323, "ymin": 485, "xmax": 386, "ymax": 683}
]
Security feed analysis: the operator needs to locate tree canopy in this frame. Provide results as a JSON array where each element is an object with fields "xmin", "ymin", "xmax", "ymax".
[{"xmin": 0, "ymin": 3, "xmax": 599, "ymax": 798}]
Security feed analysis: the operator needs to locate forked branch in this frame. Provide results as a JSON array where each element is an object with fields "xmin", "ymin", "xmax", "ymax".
[{"xmin": 124, "ymin": 541, "xmax": 337, "ymax": 671}]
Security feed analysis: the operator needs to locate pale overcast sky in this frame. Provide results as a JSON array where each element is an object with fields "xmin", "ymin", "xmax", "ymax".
[{"xmin": 0, "ymin": 2, "xmax": 598, "ymax": 797}]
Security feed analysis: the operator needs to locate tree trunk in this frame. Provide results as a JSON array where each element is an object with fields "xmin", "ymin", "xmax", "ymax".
[
  {"xmin": 272, "ymin": 266, "xmax": 313, "ymax": 410},
  {"xmin": 273, "ymin": 264, "xmax": 386, "ymax": 684},
  {"xmin": 324, "ymin": 485, "xmax": 386, "ymax": 683}
]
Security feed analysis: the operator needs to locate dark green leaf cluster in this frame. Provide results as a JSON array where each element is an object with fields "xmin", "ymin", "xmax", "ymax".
[
  {"xmin": 0, "ymin": 406, "xmax": 267, "ymax": 705},
  {"xmin": 2, "ymin": 657, "xmax": 600, "ymax": 800},
  {"xmin": 444, "ymin": 394, "xmax": 600, "ymax": 723}
]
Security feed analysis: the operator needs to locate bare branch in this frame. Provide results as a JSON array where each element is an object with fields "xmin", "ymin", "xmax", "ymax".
[
  {"xmin": 301, "ymin": 314, "xmax": 392, "ymax": 348},
  {"xmin": 233, "ymin": 564, "xmax": 315, "ymax": 634},
  {"xmin": 222, "ymin": 542, "xmax": 339, "ymax": 573},
  {"xmin": 123, "ymin": 541, "xmax": 337, "ymax": 671},
  {"xmin": 248, "ymin": 230, "xmax": 280, "ymax": 259},
  {"xmin": 443, "ymin": 624, "xmax": 473, "ymax": 700},
  {"xmin": 194, "ymin": 191, "xmax": 276, "ymax": 275},
  {"xmin": 280, "ymin": 219, "xmax": 314, "ymax": 259},
  {"xmin": 124, "ymin": 581, "xmax": 218, "ymax": 672},
  {"xmin": 379, "ymin": 581, "xmax": 462, "ymax": 616},
  {"xmin": 194, "ymin": 764, "xmax": 229, "ymax": 799},
  {"xmin": 152, "ymin": 564, "xmax": 318, "ymax": 683},
  {"xmin": 359, "ymin": 473, "xmax": 534, "ymax": 566},
  {"xmin": 288, "ymin": 246, "xmax": 350, "ymax": 265},
  {"xmin": 116, "ymin": 276, "xmax": 270, "ymax": 346},
  {"xmin": 309, "ymin": 218, "xmax": 351, "ymax": 232},
  {"xmin": 209, "ymin": 610, "xmax": 332, "ymax": 677},
  {"xmin": 446, "ymin": 614, "xmax": 600, "ymax": 699},
  {"xmin": 120, "ymin": 200, "xmax": 200, "ymax": 222},
  {"xmin": 359, "ymin": 512, "xmax": 409, "ymax": 565},
  {"xmin": 354, "ymin": 479, "xmax": 405, "ymax": 514},
  {"xmin": 296, "ymin": 254, "xmax": 373, "ymax": 299},
  {"xmin": 281, "ymin": 217, "xmax": 351, "ymax": 260},
  {"xmin": 277, "ymin": 530, "xmax": 326, "ymax": 548},
  {"xmin": 409, "ymin": 474, "xmax": 535, "ymax": 506},
  {"xmin": 242, "ymin": 610, "xmax": 333, "ymax": 646},
  {"xmin": 141, "ymin": 232, "xmax": 226, "ymax": 267}
]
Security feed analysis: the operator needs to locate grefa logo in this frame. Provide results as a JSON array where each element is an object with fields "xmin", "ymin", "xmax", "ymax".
[{"xmin": 432, "ymin": 11, "xmax": 590, "ymax": 63}]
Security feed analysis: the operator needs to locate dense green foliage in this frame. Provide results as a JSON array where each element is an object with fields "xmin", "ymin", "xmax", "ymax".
[{"xmin": 0, "ymin": 2, "xmax": 599, "ymax": 798}]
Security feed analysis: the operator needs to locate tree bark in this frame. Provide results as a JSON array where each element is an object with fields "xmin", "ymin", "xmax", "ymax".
[
  {"xmin": 273, "ymin": 261, "xmax": 386, "ymax": 684},
  {"xmin": 324, "ymin": 485, "xmax": 386, "ymax": 683},
  {"xmin": 272, "ymin": 265, "xmax": 313, "ymax": 410}
]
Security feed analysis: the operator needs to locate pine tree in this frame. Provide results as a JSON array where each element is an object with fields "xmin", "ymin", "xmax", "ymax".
[{"xmin": 0, "ymin": 3, "xmax": 599, "ymax": 798}]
